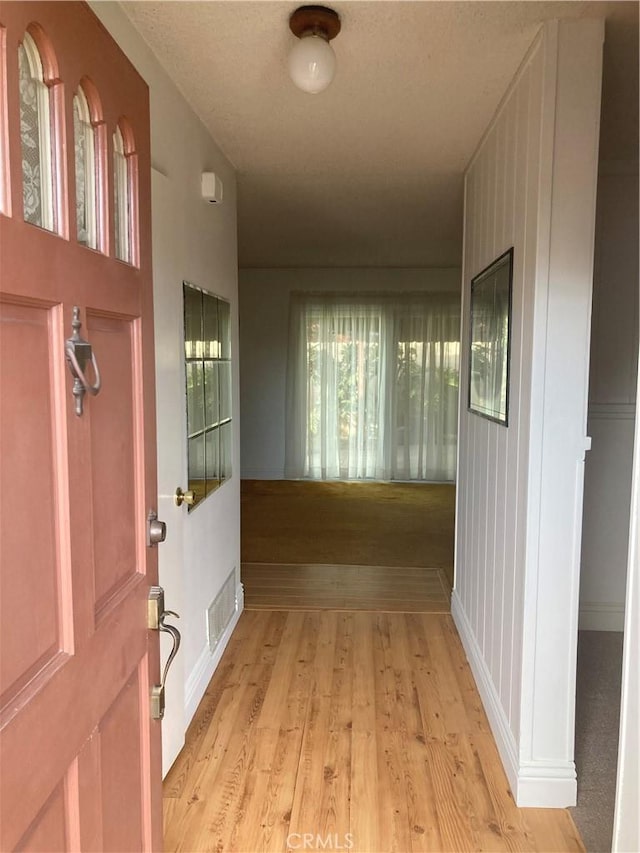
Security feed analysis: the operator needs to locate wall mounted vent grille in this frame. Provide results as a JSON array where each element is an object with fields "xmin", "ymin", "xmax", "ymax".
[{"xmin": 207, "ymin": 569, "xmax": 237, "ymax": 653}]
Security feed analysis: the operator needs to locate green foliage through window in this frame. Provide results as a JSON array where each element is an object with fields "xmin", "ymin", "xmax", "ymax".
[{"xmin": 287, "ymin": 293, "xmax": 461, "ymax": 481}]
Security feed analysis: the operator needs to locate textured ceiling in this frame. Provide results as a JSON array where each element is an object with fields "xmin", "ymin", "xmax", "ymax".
[{"xmin": 121, "ymin": 1, "xmax": 638, "ymax": 268}]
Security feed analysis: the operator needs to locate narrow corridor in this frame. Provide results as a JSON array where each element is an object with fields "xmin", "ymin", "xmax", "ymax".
[{"xmin": 163, "ymin": 610, "xmax": 583, "ymax": 852}]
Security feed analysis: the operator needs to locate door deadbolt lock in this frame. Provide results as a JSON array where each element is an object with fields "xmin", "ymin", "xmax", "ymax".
[
  {"xmin": 148, "ymin": 586, "xmax": 181, "ymax": 720},
  {"xmin": 147, "ymin": 509, "xmax": 166, "ymax": 546},
  {"xmin": 174, "ymin": 487, "xmax": 196, "ymax": 507}
]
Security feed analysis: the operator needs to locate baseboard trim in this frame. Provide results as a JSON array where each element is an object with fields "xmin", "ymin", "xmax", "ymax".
[
  {"xmin": 241, "ymin": 470, "xmax": 284, "ymax": 480},
  {"xmin": 588, "ymin": 403, "xmax": 636, "ymax": 421},
  {"xmin": 451, "ymin": 591, "xmax": 577, "ymax": 807},
  {"xmin": 515, "ymin": 762, "xmax": 577, "ymax": 808},
  {"xmin": 184, "ymin": 582, "xmax": 244, "ymax": 725},
  {"xmin": 451, "ymin": 592, "xmax": 520, "ymax": 797},
  {"xmin": 579, "ymin": 601, "xmax": 625, "ymax": 631}
]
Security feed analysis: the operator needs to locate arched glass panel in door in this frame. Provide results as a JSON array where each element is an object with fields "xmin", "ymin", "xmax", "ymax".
[
  {"xmin": 18, "ymin": 31, "xmax": 54, "ymax": 230},
  {"xmin": 73, "ymin": 86, "xmax": 98, "ymax": 248}
]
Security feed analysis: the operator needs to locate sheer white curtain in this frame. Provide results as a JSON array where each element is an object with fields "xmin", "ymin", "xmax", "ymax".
[
  {"xmin": 285, "ymin": 292, "xmax": 460, "ymax": 481},
  {"xmin": 391, "ymin": 296, "xmax": 460, "ymax": 480}
]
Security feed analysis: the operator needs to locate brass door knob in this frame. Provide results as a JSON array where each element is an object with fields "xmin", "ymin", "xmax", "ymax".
[{"xmin": 174, "ymin": 487, "xmax": 196, "ymax": 507}]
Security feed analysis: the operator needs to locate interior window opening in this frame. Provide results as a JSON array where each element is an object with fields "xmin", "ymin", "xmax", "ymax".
[{"xmin": 183, "ymin": 282, "xmax": 233, "ymax": 509}]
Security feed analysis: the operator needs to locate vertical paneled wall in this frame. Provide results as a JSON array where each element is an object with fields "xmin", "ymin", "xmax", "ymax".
[
  {"xmin": 453, "ymin": 20, "xmax": 604, "ymax": 807},
  {"xmin": 454, "ymin": 27, "xmax": 546, "ymax": 765}
]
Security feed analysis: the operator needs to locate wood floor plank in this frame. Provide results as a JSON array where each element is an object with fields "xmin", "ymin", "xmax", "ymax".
[
  {"xmin": 245, "ymin": 598, "xmax": 450, "ymax": 613},
  {"xmin": 320, "ymin": 613, "xmax": 354, "ymax": 842},
  {"xmin": 165, "ymin": 609, "xmax": 280, "ymax": 800},
  {"xmin": 288, "ymin": 612, "xmax": 339, "ymax": 842},
  {"xmin": 424, "ymin": 733, "xmax": 479, "ymax": 852},
  {"xmin": 244, "ymin": 657, "xmax": 314, "ymax": 851},
  {"xmin": 164, "ymin": 611, "xmax": 585, "ymax": 853},
  {"xmin": 421, "ymin": 612, "xmax": 470, "ymax": 733},
  {"xmin": 349, "ymin": 612, "xmax": 380, "ymax": 853},
  {"xmin": 165, "ymin": 661, "xmax": 268, "ymax": 852},
  {"xmin": 372, "ymin": 616, "xmax": 417, "ymax": 853},
  {"xmin": 524, "ymin": 808, "xmax": 585, "ymax": 852},
  {"xmin": 242, "ymin": 563, "xmax": 451, "ymax": 613},
  {"xmin": 163, "ymin": 660, "xmax": 234, "ymax": 800},
  {"xmin": 242, "ymin": 563, "xmax": 450, "ymax": 578},
  {"xmin": 243, "ymin": 583, "xmax": 448, "ymax": 598},
  {"xmin": 469, "ymin": 730, "xmax": 537, "ymax": 852},
  {"xmin": 254, "ymin": 611, "xmax": 308, "ymax": 729},
  {"xmin": 242, "ymin": 586, "xmax": 447, "ymax": 596},
  {"xmin": 455, "ymin": 731, "xmax": 518, "ymax": 852},
  {"xmin": 397, "ymin": 677, "xmax": 445, "ymax": 852}
]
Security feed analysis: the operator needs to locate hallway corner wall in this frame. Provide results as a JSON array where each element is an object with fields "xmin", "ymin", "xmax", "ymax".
[{"xmin": 453, "ymin": 19, "xmax": 604, "ymax": 807}]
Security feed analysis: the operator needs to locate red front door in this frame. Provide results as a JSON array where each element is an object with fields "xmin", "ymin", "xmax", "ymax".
[{"xmin": 0, "ymin": 3, "xmax": 162, "ymax": 849}]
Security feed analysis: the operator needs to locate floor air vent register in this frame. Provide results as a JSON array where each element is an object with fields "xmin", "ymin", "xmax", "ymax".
[{"xmin": 207, "ymin": 569, "xmax": 237, "ymax": 653}]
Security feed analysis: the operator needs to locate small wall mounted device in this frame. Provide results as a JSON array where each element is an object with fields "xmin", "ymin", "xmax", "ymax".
[{"xmin": 201, "ymin": 172, "xmax": 223, "ymax": 204}]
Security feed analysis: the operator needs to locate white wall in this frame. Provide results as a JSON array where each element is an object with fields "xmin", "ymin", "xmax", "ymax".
[
  {"xmin": 452, "ymin": 20, "xmax": 603, "ymax": 807},
  {"xmin": 239, "ymin": 267, "xmax": 460, "ymax": 479},
  {"xmin": 613, "ymin": 368, "xmax": 640, "ymax": 853},
  {"xmin": 90, "ymin": 3, "xmax": 242, "ymax": 773},
  {"xmin": 580, "ymin": 164, "xmax": 638, "ymax": 631}
]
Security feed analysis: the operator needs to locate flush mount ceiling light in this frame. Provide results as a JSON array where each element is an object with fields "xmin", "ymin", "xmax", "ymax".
[{"xmin": 288, "ymin": 5, "xmax": 341, "ymax": 95}]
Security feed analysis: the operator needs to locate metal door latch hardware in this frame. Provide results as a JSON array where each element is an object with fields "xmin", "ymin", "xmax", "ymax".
[
  {"xmin": 147, "ymin": 510, "xmax": 167, "ymax": 546},
  {"xmin": 65, "ymin": 306, "xmax": 101, "ymax": 416},
  {"xmin": 148, "ymin": 586, "xmax": 181, "ymax": 720},
  {"xmin": 148, "ymin": 586, "xmax": 165, "ymax": 630},
  {"xmin": 174, "ymin": 487, "xmax": 196, "ymax": 507}
]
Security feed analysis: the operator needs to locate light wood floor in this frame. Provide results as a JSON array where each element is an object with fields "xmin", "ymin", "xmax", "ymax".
[
  {"xmin": 242, "ymin": 563, "xmax": 451, "ymax": 612},
  {"xmin": 164, "ymin": 610, "xmax": 584, "ymax": 853}
]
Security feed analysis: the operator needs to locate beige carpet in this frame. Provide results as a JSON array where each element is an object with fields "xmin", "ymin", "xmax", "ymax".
[
  {"xmin": 241, "ymin": 479, "xmax": 456, "ymax": 585},
  {"xmin": 571, "ymin": 630, "xmax": 624, "ymax": 853}
]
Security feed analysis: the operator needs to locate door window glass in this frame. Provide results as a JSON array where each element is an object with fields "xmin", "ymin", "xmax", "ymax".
[
  {"xmin": 113, "ymin": 125, "xmax": 129, "ymax": 262},
  {"xmin": 18, "ymin": 32, "xmax": 54, "ymax": 230},
  {"xmin": 0, "ymin": 27, "xmax": 9, "ymax": 215},
  {"xmin": 73, "ymin": 87, "xmax": 97, "ymax": 248}
]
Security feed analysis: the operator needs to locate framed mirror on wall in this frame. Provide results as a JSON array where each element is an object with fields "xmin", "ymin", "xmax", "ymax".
[
  {"xmin": 468, "ymin": 247, "xmax": 513, "ymax": 426},
  {"xmin": 183, "ymin": 282, "xmax": 232, "ymax": 509}
]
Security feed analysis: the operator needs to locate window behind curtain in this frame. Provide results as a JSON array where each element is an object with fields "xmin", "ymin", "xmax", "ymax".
[{"xmin": 285, "ymin": 292, "xmax": 461, "ymax": 482}]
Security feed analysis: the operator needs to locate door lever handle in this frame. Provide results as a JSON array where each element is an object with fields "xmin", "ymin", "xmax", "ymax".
[
  {"xmin": 156, "ymin": 610, "xmax": 182, "ymax": 720},
  {"xmin": 151, "ymin": 609, "xmax": 181, "ymax": 720},
  {"xmin": 147, "ymin": 586, "xmax": 181, "ymax": 719}
]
